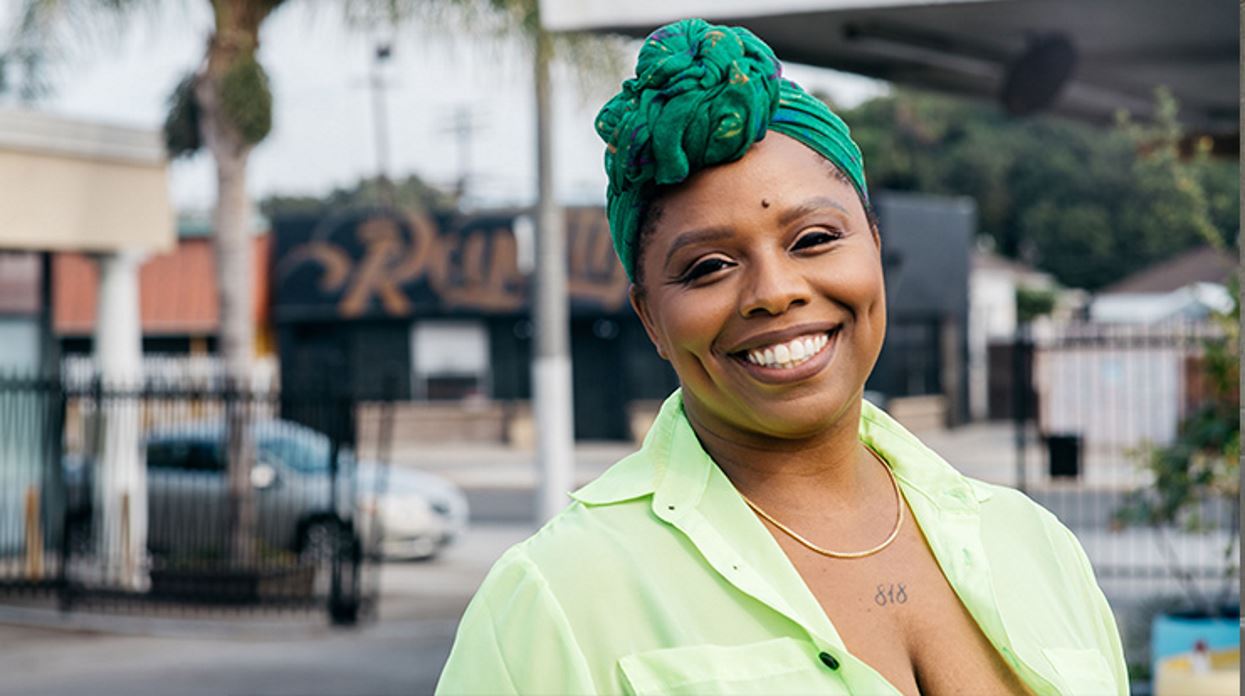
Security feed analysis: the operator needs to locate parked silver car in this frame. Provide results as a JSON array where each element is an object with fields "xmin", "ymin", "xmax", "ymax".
[{"xmin": 69, "ymin": 419, "xmax": 467, "ymax": 562}]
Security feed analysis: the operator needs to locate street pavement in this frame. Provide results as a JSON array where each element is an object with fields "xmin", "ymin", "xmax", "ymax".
[{"xmin": 0, "ymin": 525, "xmax": 531, "ymax": 696}]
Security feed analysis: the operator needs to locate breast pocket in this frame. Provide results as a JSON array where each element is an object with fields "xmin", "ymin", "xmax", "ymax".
[
  {"xmin": 618, "ymin": 637, "xmax": 844, "ymax": 696},
  {"xmin": 1041, "ymin": 648, "xmax": 1119, "ymax": 696}
]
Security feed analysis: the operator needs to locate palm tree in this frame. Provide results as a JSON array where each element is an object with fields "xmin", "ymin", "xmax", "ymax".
[
  {"xmin": 9, "ymin": 0, "xmax": 617, "ymax": 561},
  {"xmin": 12, "ymin": 0, "xmax": 293, "ymax": 567}
]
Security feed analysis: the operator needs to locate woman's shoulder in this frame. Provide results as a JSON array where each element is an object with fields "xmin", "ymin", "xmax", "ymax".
[
  {"xmin": 964, "ymin": 477, "xmax": 1098, "ymax": 580},
  {"xmin": 969, "ymin": 478, "xmax": 1073, "ymax": 534}
]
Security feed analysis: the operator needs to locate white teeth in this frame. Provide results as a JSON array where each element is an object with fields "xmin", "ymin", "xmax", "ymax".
[
  {"xmin": 742, "ymin": 331, "xmax": 835, "ymax": 369},
  {"xmin": 773, "ymin": 344, "xmax": 791, "ymax": 363}
]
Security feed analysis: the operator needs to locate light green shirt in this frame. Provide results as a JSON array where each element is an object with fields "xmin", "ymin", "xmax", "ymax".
[{"xmin": 437, "ymin": 391, "xmax": 1128, "ymax": 695}]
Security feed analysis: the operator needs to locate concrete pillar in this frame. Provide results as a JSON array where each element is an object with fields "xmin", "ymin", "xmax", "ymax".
[
  {"xmin": 532, "ymin": 30, "xmax": 575, "ymax": 524},
  {"xmin": 93, "ymin": 250, "xmax": 148, "ymax": 590}
]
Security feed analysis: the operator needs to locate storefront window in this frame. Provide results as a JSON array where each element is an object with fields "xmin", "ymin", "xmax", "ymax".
[{"xmin": 410, "ymin": 320, "xmax": 490, "ymax": 401}]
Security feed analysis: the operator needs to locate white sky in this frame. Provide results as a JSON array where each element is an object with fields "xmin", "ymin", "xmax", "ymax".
[{"xmin": 4, "ymin": 3, "xmax": 888, "ymax": 212}]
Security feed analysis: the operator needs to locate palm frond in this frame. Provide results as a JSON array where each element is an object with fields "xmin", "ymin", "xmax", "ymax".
[
  {"xmin": 4, "ymin": 0, "xmax": 187, "ymax": 101},
  {"xmin": 338, "ymin": 0, "xmax": 624, "ymax": 98}
]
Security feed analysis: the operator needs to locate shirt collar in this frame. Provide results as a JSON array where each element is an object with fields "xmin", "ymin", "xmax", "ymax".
[{"xmin": 569, "ymin": 389, "xmax": 990, "ymax": 514}]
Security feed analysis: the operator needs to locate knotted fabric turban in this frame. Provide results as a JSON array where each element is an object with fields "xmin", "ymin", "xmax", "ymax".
[{"xmin": 595, "ymin": 18, "xmax": 869, "ymax": 281}]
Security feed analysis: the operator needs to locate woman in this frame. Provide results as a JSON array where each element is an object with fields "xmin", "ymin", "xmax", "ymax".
[{"xmin": 438, "ymin": 18, "xmax": 1127, "ymax": 695}]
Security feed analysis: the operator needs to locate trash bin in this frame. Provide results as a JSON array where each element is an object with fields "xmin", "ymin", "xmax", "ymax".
[{"xmin": 1046, "ymin": 433, "xmax": 1081, "ymax": 478}]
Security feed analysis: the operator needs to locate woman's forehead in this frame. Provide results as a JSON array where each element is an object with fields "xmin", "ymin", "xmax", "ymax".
[{"xmin": 652, "ymin": 134, "xmax": 861, "ymax": 234}]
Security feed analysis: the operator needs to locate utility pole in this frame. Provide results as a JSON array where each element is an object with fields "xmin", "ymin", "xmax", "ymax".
[
  {"xmin": 439, "ymin": 105, "xmax": 483, "ymax": 201},
  {"xmin": 532, "ymin": 28, "xmax": 574, "ymax": 524},
  {"xmin": 369, "ymin": 42, "xmax": 395, "ymax": 206}
]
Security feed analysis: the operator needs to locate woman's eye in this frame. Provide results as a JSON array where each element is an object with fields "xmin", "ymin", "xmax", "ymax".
[
  {"xmin": 792, "ymin": 229, "xmax": 841, "ymax": 250},
  {"xmin": 681, "ymin": 257, "xmax": 733, "ymax": 282}
]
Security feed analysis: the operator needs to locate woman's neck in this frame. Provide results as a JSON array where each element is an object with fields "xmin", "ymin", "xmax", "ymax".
[{"xmin": 683, "ymin": 396, "xmax": 881, "ymax": 515}]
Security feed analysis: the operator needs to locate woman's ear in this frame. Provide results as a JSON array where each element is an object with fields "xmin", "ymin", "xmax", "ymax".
[{"xmin": 629, "ymin": 284, "xmax": 668, "ymax": 361}]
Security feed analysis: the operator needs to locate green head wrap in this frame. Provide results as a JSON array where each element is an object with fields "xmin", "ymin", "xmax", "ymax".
[{"xmin": 596, "ymin": 18, "xmax": 869, "ymax": 282}]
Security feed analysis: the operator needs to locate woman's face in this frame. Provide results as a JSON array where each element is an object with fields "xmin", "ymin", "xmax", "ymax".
[{"xmin": 631, "ymin": 132, "xmax": 887, "ymax": 442}]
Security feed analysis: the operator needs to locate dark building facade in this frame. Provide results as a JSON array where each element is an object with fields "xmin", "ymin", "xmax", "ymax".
[
  {"xmin": 271, "ymin": 207, "xmax": 676, "ymax": 440},
  {"xmin": 271, "ymin": 194, "xmax": 973, "ymax": 439}
]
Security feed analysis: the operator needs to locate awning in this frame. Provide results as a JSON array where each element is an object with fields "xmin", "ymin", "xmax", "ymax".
[
  {"xmin": 539, "ymin": 0, "xmax": 1238, "ymax": 142},
  {"xmin": 0, "ymin": 109, "xmax": 175, "ymax": 252}
]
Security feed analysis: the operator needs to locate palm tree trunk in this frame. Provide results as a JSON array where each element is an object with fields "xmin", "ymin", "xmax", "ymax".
[
  {"xmin": 196, "ymin": 26, "xmax": 257, "ymax": 567},
  {"xmin": 212, "ymin": 140, "xmax": 257, "ymax": 567},
  {"xmin": 211, "ymin": 146, "xmax": 254, "ymax": 381}
]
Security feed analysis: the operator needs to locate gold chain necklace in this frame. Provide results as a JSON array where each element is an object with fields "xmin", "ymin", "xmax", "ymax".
[{"xmin": 739, "ymin": 448, "xmax": 904, "ymax": 559}]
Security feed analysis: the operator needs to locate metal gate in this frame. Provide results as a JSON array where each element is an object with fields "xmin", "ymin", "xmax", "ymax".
[
  {"xmin": 0, "ymin": 372, "xmax": 392, "ymax": 625},
  {"xmin": 1015, "ymin": 320, "xmax": 1238, "ymax": 683}
]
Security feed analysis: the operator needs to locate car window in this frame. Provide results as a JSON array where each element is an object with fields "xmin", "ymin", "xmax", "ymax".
[
  {"xmin": 257, "ymin": 427, "xmax": 331, "ymax": 475},
  {"xmin": 147, "ymin": 440, "xmax": 224, "ymax": 473}
]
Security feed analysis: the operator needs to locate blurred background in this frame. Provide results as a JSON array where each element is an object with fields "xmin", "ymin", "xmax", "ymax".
[{"xmin": 0, "ymin": 1, "xmax": 1237, "ymax": 694}]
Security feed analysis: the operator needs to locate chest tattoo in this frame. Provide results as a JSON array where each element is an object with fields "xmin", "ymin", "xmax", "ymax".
[{"xmin": 874, "ymin": 582, "xmax": 909, "ymax": 606}]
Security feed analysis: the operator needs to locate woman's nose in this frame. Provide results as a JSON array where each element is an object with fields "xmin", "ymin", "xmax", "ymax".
[{"xmin": 738, "ymin": 256, "xmax": 811, "ymax": 318}]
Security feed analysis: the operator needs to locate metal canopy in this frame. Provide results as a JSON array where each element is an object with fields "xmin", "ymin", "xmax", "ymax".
[{"xmin": 540, "ymin": 0, "xmax": 1239, "ymax": 141}]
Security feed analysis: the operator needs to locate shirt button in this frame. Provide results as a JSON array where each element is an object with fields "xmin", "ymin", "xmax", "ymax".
[{"xmin": 818, "ymin": 652, "xmax": 840, "ymax": 670}]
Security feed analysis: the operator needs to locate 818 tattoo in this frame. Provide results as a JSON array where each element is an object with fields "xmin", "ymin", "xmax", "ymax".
[{"xmin": 874, "ymin": 583, "xmax": 908, "ymax": 606}]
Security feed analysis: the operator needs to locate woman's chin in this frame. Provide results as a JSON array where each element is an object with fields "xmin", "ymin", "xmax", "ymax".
[{"xmin": 731, "ymin": 392, "xmax": 862, "ymax": 442}]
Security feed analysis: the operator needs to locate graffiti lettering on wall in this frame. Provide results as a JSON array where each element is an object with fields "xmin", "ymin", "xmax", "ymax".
[{"xmin": 272, "ymin": 208, "xmax": 629, "ymax": 320}]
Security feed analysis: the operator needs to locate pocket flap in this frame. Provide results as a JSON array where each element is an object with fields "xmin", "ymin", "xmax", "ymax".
[{"xmin": 620, "ymin": 637, "xmax": 837, "ymax": 695}]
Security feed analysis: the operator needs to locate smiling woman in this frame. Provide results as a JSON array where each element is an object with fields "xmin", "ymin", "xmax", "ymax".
[
  {"xmin": 437, "ymin": 18, "xmax": 1128, "ymax": 696},
  {"xmin": 629, "ymin": 134, "xmax": 885, "ymax": 445}
]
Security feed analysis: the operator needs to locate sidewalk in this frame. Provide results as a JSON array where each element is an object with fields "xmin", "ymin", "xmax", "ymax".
[
  {"xmin": 389, "ymin": 441, "xmax": 631, "ymax": 490},
  {"xmin": 394, "ymin": 420, "xmax": 1143, "ymax": 495}
]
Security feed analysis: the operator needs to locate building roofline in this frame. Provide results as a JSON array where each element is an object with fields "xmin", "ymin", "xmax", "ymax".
[{"xmin": 0, "ymin": 108, "xmax": 166, "ymax": 166}]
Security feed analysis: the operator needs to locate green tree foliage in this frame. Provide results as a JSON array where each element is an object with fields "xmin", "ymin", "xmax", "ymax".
[
  {"xmin": 842, "ymin": 88, "xmax": 1239, "ymax": 290},
  {"xmin": 1015, "ymin": 286, "xmax": 1057, "ymax": 323},
  {"xmin": 1113, "ymin": 276, "xmax": 1239, "ymax": 613},
  {"xmin": 163, "ymin": 73, "xmax": 202, "ymax": 158},
  {"xmin": 218, "ymin": 54, "xmax": 273, "ymax": 146},
  {"xmin": 259, "ymin": 173, "xmax": 459, "ymax": 218}
]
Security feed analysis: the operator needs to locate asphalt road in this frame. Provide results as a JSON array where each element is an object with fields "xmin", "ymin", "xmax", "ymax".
[
  {"xmin": 0, "ymin": 525, "xmax": 531, "ymax": 696},
  {"xmin": 0, "ymin": 619, "xmax": 457, "ymax": 696}
]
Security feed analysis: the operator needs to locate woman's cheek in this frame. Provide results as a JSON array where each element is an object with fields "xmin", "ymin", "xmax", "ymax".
[{"xmin": 664, "ymin": 295, "xmax": 727, "ymax": 357}]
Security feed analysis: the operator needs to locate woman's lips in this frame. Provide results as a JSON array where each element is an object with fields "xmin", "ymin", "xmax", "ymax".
[{"xmin": 730, "ymin": 326, "xmax": 841, "ymax": 384}]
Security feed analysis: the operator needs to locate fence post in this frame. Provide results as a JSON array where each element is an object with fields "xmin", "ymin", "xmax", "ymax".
[
  {"xmin": 1013, "ymin": 323, "xmax": 1032, "ymax": 493},
  {"xmin": 54, "ymin": 378, "xmax": 73, "ymax": 612},
  {"xmin": 327, "ymin": 382, "xmax": 359, "ymax": 626}
]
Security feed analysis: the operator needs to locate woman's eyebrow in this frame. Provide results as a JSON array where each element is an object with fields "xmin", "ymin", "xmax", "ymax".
[
  {"xmin": 665, "ymin": 226, "xmax": 734, "ymax": 259},
  {"xmin": 779, "ymin": 196, "xmax": 850, "ymax": 225}
]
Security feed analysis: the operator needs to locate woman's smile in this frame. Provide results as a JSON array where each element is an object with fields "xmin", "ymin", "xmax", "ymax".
[{"xmin": 725, "ymin": 323, "xmax": 843, "ymax": 384}]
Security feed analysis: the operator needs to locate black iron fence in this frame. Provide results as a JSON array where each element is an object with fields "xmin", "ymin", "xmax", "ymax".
[
  {"xmin": 0, "ymin": 372, "xmax": 393, "ymax": 625},
  {"xmin": 1012, "ymin": 320, "xmax": 1238, "ymax": 683}
]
